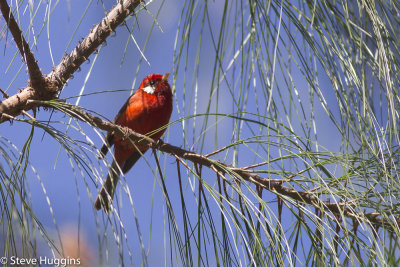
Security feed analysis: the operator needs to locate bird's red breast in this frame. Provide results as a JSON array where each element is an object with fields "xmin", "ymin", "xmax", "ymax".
[{"xmin": 113, "ymin": 73, "xmax": 173, "ymax": 166}]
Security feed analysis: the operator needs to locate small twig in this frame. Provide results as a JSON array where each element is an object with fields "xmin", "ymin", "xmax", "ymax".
[
  {"xmin": 241, "ymin": 161, "xmax": 269, "ymax": 170},
  {"xmin": 334, "ymin": 216, "xmax": 342, "ymax": 255},
  {"xmin": 255, "ymin": 185, "xmax": 263, "ymax": 231},
  {"xmin": 0, "ymin": 88, "xmax": 10, "ymax": 98},
  {"xmin": 235, "ymin": 180, "xmax": 246, "ymax": 217},
  {"xmin": 22, "ymin": 110, "xmax": 36, "ymax": 121},
  {"xmin": 278, "ymin": 196, "xmax": 283, "ymax": 225},
  {"xmin": 216, "ymin": 172, "xmax": 223, "ymax": 205},
  {"xmin": 205, "ymin": 145, "xmax": 231, "ymax": 157},
  {"xmin": 0, "ymin": 112, "xmax": 16, "ymax": 120},
  {"xmin": 210, "ymin": 164, "xmax": 228, "ymax": 184}
]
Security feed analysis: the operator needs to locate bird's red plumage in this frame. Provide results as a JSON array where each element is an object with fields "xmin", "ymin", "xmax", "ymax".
[
  {"xmin": 113, "ymin": 77, "xmax": 173, "ymax": 165},
  {"xmin": 95, "ymin": 73, "xmax": 173, "ymax": 211}
]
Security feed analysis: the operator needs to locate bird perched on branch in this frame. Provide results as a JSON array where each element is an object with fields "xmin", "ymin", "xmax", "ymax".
[{"xmin": 95, "ymin": 73, "xmax": 173, "ymax": 212}]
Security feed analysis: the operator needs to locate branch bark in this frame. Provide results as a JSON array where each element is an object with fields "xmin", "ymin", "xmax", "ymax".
[
  {"xmin": 0, "ymin": 0, "xmax": 142, "ymax": 122},
  {"xmin": 46, "ymin": 0, "xmax": 142, "ymax": 88},
  {"xmin": 0, "ymin": 0, "xmax": 44, "ymax": 89},
  {"xmin": 28, "ymin": 99, "xmax": 399, "ymax": 231}
]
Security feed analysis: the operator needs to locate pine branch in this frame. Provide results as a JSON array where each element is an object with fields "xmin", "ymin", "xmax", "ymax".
[
  {"xmin": 0, "ymin": 0, "xmax": 142, "ymax": 122},
  {"xmin": 46, "ymin": 0, "xmax": 142, "ymax": 88},
  {"xmin": 0, "ymin": 0, "xmax": 44, "ymax": 89},
  {"xmin": 27, "ymin": 99, "xmax": 400, "ymax": 232}
]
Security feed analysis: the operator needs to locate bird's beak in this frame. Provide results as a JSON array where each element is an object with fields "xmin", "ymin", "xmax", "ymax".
[{"xmin": 162, "ymin": 72, "xmax": 170, "ymax": 81}]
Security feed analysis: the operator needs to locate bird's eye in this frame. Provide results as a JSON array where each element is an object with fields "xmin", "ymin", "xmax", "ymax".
[{"xmin": 149, "ymin": 80, "xmax": 156, "ymax": 86}]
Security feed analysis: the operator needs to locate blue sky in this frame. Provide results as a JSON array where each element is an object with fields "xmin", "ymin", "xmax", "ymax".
[
  {"xmin": 1, "ymin": 1, "xmax": 231, "ymax": 265},
  {"xmin": 0, "ymin": 0, "xmax": 361, "ymax": 266}
]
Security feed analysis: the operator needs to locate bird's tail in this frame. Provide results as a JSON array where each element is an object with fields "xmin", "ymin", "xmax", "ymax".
[{"xmin": 94, "ymin": 160, "xmax": 121, "ymax": 212}]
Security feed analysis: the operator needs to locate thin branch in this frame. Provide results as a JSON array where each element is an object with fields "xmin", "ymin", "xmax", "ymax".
[
  {"xmin": 27, "ymin": 99, "xmax": 400, "ymax": 231},
  {"xmin": 0, "ymin": 0, "xmax": 45, "ymax": 89}
]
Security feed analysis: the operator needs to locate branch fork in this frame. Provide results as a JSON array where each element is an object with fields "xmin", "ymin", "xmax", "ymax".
[{"xmin": 0, "ymin": 0, "xmax": 142, "ymax": 122}]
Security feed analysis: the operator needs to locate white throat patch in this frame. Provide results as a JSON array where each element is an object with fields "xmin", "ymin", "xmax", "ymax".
[{"xmin": 143, "ymin": 85, "xmax": 156, "ymax": 94}]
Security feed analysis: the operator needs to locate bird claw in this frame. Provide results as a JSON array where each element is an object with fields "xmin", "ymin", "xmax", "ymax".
[{"xmin": 121, "ymin": 127, "xmax": 130, "ymax": 140}]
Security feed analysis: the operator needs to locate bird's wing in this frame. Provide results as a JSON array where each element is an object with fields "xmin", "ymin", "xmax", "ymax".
[{"xmin": 99, "ymin": 96, "xmax": 131, "ymax": 159}]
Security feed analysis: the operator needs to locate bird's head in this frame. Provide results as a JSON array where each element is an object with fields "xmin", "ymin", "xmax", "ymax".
[{"xmin": 140, "ymin": 73, "xmax": 171, "ymax": 95}]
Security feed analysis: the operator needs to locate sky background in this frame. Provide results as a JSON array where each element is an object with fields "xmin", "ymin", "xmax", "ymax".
[{"xmin": 0, "ymin": 0, "xmax": 350, "ymax": 266}]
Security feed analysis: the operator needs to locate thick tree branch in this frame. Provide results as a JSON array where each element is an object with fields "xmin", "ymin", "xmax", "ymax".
[
  {"xmin": 0, "ymin": 0, "xmax": 45, "ymax": 89},
  {"xmin": 28, "ymin": 99, "xmax": 400, "ymax": 231},
  {"xmin": 46, "ymin": 0, "xmax": 142, "ymax": 88},
  {"xmin": 0, "ymin": 0, "xmax": 142, "ymax": 122}
]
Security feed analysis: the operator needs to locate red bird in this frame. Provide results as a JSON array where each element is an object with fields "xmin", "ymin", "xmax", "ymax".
[{"xmin": 95, "ymin": 73, "xmax": 173, "ymax": 212}]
